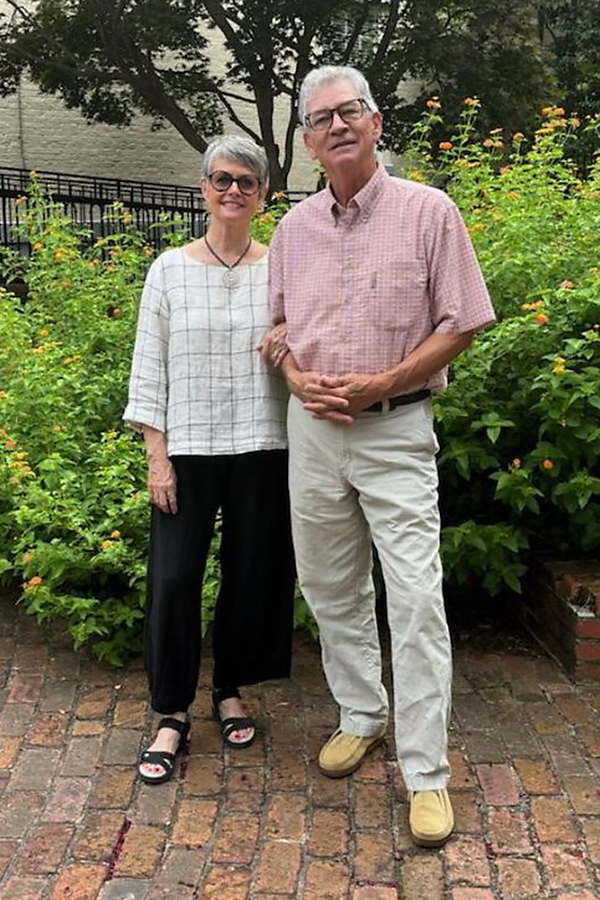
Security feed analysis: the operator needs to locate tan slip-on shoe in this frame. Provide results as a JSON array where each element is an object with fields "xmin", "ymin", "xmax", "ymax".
[
  {"xmin": 409, "ymin": 788, "xmax": 454, "ymax": 847},
  {"xmin": 318, "ymin": 728, "xmax": 386, "ymax": 778}
]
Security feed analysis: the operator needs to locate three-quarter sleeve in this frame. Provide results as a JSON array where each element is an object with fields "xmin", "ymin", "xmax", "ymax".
[
  {"xmin": 427, "ymin": 200, "xmax": 496, "ymax": 335},
  {"xmin": 268, "ymin": 224, "xmax": 286, "ymax": 325},
  {"xmin": 123, "ymin": 258, "xmax": 169, "ymax": 433}
]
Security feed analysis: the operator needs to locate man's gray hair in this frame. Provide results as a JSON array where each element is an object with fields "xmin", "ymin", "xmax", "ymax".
[
  {"xmin": 298, "ymin": 65, "xmax": 379, "ymax": 128},
  {"xmin": 201, "ymin": 135, "xmax": 269, "ymax": 186}
]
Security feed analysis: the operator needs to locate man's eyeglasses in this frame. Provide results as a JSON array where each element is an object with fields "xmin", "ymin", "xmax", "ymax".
[
  {"xmin": 304, "ymin": 98, "xmax": 370, "ymax": 132},
  {"xmin": 207, "ymin": 171, "xmax": 261, "ymax": 195}
]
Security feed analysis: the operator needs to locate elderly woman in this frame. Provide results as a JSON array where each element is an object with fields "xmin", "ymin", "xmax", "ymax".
[{"xmin": 124, "ymin": 135, "xmax": 295, "ymax": 784}]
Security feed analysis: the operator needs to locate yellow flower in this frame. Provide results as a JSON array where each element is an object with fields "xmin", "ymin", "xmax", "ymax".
[
  {"xmin": 26, "ymin": 575, "xmax": 42, "ymax": 589},
  {"xmin": 22, "ymin": 552, "xmax": 32, "ymax": 565},
  {"xmin": 511, "ymin": 458, "xmax": 521, "ymax": 469},
  {"xmin": 559, "ymin": 279, "xmax": 574, "ymax": 290},
  {"xmin": 110, "ymin": 530, "xmax": 121, "ymax": 540},
  {"xmin": 39, "ymin": 329, "xmax": 49, "ymax": 337},
  {"xmin": 439, "ymin": 141, "xmax": 453, "ymax": 151},
  {"xmin": 409, "ymin": 170, "xmax": 425, "ymax": 183},
  {"xmin": 463, "ymin": 97, "xmax": 480, "ymax": 107},
  {"xmin": 33, "ymin": 241, "xmax": 43, "ymax": 251},
  {"xmin": 542, "ymin": 106, "xmax": 555, "ymax": 117},
  {"xmin": 101, "ymin": 540, "xmax": 112, "ymax": 550},
  {"xmin": 427, "ymin": 99, "xmax": 441, "ymax": 109},
  {"xmin": 0, "ymin": 391, "xmax": 6, "ymax": 399},
  {"xmin": 15, "ymin": 195, "xmax": 27, "ymax": 206},
  {"xmin": 143, "ymin": 246, "xmax": 154, "ymax": 257},
  {"xmin": 554, "ymin": 107, "xmax": 566, "ymax": 117},
  {"xmin": 513, "ymin": 132, "xmax": 525, "ymax": 141},
  {"xmin": 542, "ymin": 458, "xmax": 554, "ymax": 470},
  {"xmin": 482, "ymin": 138, "xmax": 495, "ymax": 148},
  {"xmin": 53, "ymin": 425, "xmax": 62, "ymax": 432},
  {"xmin": 499, "ymin": 166, "xmax": 511, "ymax": 176},
  {"xmin": 54, "ymin": 249, "xmax": 66, "ymax": 262},
  {"xmin": 536, "ymin": 313, "xmax": 548, "ymax": 326},
  {"xmin": 32, "ymin": 347, "xmax": 44, "ymax": 355}
]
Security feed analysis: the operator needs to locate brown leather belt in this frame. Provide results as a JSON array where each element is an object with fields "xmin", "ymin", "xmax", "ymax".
[{"xmin": 364, "ymin": 388, "xmax": 431, "ymax": 413}]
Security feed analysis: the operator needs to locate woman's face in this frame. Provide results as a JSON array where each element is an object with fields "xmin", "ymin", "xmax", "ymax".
[{"xmin": 201, "ymin": 157, "xmax": 264, "ymax": 226}]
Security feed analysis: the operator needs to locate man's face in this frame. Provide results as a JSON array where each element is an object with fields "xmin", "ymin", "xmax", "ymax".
[{"xmin": 303, "ymin": 78, "xmax": 382, "ymax": 175}]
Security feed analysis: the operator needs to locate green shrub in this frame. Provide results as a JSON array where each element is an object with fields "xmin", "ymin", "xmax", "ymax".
[{"xmin": 405, "ymin": 99, "xmax": 600, "ymax": 596}]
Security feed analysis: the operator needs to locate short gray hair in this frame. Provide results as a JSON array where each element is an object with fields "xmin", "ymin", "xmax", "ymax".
[
  {"xmin": 201, "ymin": 135, "xmax": 269, "ymax": 187},
  {"xmin": 298, "ymin": 65, "xmax": 379, "ymax": 129}
]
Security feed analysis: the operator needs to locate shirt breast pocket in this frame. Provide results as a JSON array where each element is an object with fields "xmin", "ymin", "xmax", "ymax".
[{"xmin": 369, "ymin": 259, "xmax": 428, "ymax": 331}]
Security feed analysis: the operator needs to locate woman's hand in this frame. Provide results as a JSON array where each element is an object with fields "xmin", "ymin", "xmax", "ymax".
[
  {"xmin": 147, "ymin": 454, "xmax": 178, "ymax": 514},
  {"xmin": 258, "ymin": 322, "xmax": 289, "ymax": 367},
  {"xmin": 141, "ymin": 426, "xmax": 178, "ymax": 514}
]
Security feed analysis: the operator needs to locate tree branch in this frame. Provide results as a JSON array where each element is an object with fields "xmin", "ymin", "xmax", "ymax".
[
  {"xmin": 370, "ymin": 0, "xmax": 401, "ymax": 72},
  {"xmin": 1, "ymin": 40, "xmax": 118, "ymax": 86},
  {"xmin": 3, "ymin": 0, "xmax": 34, "ymax": 25},
  {"xmin": 214, "ymin": 88, "xmax": 262, "ymax": 142},
  {"xmin": 341, "ymin": 0, "xmax": 370, "ymax": 63}
]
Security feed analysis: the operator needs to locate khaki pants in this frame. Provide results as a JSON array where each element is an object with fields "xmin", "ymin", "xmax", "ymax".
[{"xmin": 288, "ymin": 395, "xmax": 451, "ymax": 791}]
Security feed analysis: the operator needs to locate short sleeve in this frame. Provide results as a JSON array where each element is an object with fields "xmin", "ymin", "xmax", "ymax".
[
  {"xmin": 268, "ymin": 223, "xmax": 286, "ymax": 325},
  {"xmin": 123, "ymin": 258, "xmax": 169, "ymax": 432},
  {"xmin": 427, "ymin": 201, "xmax": 496, "ymax": 334}
]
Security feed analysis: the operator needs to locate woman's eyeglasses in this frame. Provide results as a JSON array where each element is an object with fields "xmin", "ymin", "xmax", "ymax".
[
  {"xmin": 207, "ymin": 171, "xmax": 261, "ymax": 195},
  {"xmin": 304, "ymin": 98, "xmax": 370, "ymax": 132}
]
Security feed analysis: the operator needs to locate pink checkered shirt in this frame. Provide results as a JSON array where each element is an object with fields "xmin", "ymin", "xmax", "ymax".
[{"xmin": 269, "ymin": 165, "xmax": 496, "ymax": 390}]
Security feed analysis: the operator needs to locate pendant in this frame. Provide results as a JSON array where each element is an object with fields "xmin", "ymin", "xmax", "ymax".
[{"xmin": 223, "ymin": 268, "xmax": 238, "ymax": 289}]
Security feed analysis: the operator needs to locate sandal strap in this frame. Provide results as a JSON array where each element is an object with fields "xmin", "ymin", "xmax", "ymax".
[
  {"xmin": 220, "ymin": 717, "xmax": 255, "ymax": 736},
  {"xmin": 213, "ymin": 687, "xmax": 241, "ymax": 704},
  {"xmin": 140, "ymin": 749, "xmax": 175, "ymax": 769},
  {"xmin": 158, "ymin": 716, "xmax": 188, "ymax": 735}
]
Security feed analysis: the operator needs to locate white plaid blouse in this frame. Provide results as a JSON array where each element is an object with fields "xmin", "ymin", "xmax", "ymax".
[{"xmin": 123, "ymin": 248, "xmax": 288, "ymax": 456}]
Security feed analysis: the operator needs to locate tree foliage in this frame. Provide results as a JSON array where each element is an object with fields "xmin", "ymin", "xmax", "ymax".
[
  {"xmin": 538, "ymin": 0, "xmax": 600, "ymax": 117},
  {"xmin": 0, "ymin": 0, "xmax": 555, "ymax": 187}
]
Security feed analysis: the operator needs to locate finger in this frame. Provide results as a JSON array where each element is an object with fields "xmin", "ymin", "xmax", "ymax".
[
  {"xmin": 304, "ymin": 385, "xmax": 350, "ymax": 404},
  {"xmin": 304, "ymin": 395, "xmax": 350, "ymax": 411},
  {"xmin": 166, "ymin": 492, "xmax": 178, "ymax": 515},
  {"xmin": 312, "ymin": 410, "xmax": 354, "ymax": 426},
  {"xmin": 318, "ymin": 375, "xmax": 352, "ymax": 388}
]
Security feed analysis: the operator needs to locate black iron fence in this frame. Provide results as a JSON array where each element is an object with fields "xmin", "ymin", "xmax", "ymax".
[{"xmin": 0, "ymin": 166, "xmax": 310, "ymax": 254}]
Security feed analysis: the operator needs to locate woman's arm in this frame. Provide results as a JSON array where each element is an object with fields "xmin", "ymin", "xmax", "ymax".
[{"xmin": 142, "ymin": 425, "xmax": 178, "ymax": 515}]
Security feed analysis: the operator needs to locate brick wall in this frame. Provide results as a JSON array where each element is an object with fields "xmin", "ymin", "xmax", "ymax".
[{"xmin": 522, "ymin": 560, "xmax": 600, "ymax": 681}]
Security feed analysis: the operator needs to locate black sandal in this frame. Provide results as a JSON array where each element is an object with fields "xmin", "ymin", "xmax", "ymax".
[
  {"xmin": 139, "ymin": 716, "xmax": 190, "ymax": 784},
  {"xmin": 212, "ymin": 688, "xmax": 256, "ymax": 749}
]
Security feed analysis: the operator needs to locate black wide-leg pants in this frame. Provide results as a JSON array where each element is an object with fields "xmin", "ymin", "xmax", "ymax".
[{"xmin": 144, "ymin": 450, "xmax": 296, "ymax": 714}]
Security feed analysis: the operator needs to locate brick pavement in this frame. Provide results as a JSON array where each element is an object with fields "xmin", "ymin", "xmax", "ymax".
[{"xmin": 1, "ymin": 590, "xmax": 600, "ymax": 899}]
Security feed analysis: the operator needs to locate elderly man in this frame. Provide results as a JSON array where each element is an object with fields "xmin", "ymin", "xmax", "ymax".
[{"xmin": 268, "ymin": 65, "xmax": 495, "ymax": 847}]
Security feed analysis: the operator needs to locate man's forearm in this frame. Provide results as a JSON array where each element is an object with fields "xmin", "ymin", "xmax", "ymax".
[{"xmin": 378, "ymin": 331, "xmax": 474, "ymax": 398}]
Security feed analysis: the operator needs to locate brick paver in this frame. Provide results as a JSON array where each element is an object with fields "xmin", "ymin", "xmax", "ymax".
[{"xmin": 3, "ymin": 589, "xmax": 600, "ymax": 898}]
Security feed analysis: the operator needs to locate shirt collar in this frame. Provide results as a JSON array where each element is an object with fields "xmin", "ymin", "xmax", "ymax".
[{"xmin": 324, "ymin": 163, "xmax": 388, "ymax": 223}]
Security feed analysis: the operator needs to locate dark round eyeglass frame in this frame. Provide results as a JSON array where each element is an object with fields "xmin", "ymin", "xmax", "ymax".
[
  {"xmin": 207, "ymin": 171, "xmax": 261, "ymax": 195},
  {"xmin": 303, "ymin": 98, "xmax": 370, "ymax": 132}
]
